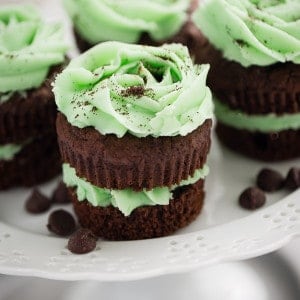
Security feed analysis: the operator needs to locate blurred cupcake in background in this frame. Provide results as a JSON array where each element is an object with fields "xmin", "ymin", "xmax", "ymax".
[
  {"xmin": 0, "ymin": 5, "xmax": 68, "ymax": 189},
  {"xmin": 63, "ymin": 0, "xmax": 203, "ymax": 60},
  {"xmin": 193, "ymin": 0, "xmax": 300, "ymax": 161}
]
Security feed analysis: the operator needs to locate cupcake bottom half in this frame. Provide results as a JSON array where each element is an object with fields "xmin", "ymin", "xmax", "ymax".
[
  {"xmin": 214, "ymin": 99, "xmax": 300, "ymax": 161},
  {"xmin": 0, "ymin": 133, "xmax": 61, "ymax": 190},
  {"xmin": 70, "ymin": 180, "xmax": 204, "ymax": 241},
  {"xmin": 216, "ymin": 123, "xmax": 300, "ymax": 162},
  {"xmin": 63, "ymin": 162, "xmax": 208, "ymax": 240}
]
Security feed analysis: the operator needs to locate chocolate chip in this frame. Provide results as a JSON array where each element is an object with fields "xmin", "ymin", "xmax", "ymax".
[
  {"xmin": 25, "ymin": 189, "xmax": 52, "ymax": 214},
  {"xmin": 239, "ymin": 187, "xmax": 266, "ymax": 210},
  {"xmin": 47, "ymin": 210, "xmax": 76, "ymax": 236},
  {"xmin": 52, "ymin": 181, "xmax": 71, "ymax": 204},
  {"xmin": 285, "ymin": 168, "xmax": 300, "ymax": 190},
  {"xmin": 256, "ymin": 168, "xmax": 284, "ymax": 192},
  {"xmin": 68, "ymin": 228, "xmax": 97, "ymax": 254}
]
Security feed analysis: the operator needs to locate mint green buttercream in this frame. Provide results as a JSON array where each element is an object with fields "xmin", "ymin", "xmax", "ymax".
[
  {"xmin": 63, "ymin": 163, "xmax": 209, "ymax": 216},
  {"xmin": 53, "ymin": 42, "xmax": 213, "ymax": 138},
  {"xmin": 193, "ymin": 0, "xmax": 300, "ymax": 66},
  {"xmin": 0, "ymin": 143, "xmax": 23, "ymax": 161},
  {"xmin": 215, "ymin": 99, "xmax": 300, "ymax": 132},
  {"xmin": 63, "ymin": 0, "xmax": 189, "ymax": 44},
  {"xmin": 0, "ymin": 5, "xmax": 68, "ymax": 93}
]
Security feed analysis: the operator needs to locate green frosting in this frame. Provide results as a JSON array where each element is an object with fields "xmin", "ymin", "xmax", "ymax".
[
  {"xmin": 0, "ymin": 5, "xmax": 68, "ymax": 93},
  {"xmin": 54, "ymin": 42, "xmax": 213, "ymax": 138},
  {"xmin": 63, "ymin": 163, "xmax": 209, "ymax": 216},
  {"xmin": 63, "ymin": 0, "xmax": 189, "ymax": 44},
  {"xmin": 215, "ymin": 99, "xmax": 300, "ymax": 132},
  {"xmin": 0, "ymin": 143, "xmax": 23, "ymax": 161},
  {"xmin": 193, "ymin": 0, "xmax": 300, "ymax": 66}
]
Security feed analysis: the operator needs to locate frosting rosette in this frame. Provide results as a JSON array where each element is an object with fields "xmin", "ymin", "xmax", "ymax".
[
  {"xmin": 193, "ymin": 0, "xmax": 300, "ymax": 66},
  {"xmin": 63, "ymin": 0, "xmax": 189, "ymax": 44},
  {"xmin": 0, "ymin": 5, "xmax": 68, "ymax": 93},
  {"xmin": 54, "ymin": 42, "xmax": 213, "ymax": 138}
]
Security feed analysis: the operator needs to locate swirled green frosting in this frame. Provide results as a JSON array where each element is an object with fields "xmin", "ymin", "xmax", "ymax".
[
  {"xmin": 63, "ymin": 0, "xmax": 189, "ymax": 44},
  {"xmin": 0, "ymin": 143, "xmax": 23, "ymax": 161},
  {"xmin": 215, "ymin": 99, "xmax": 300, "ymax": 132},
  {"xmin": 54, "ymin": 42, "xmax": 213, "ymax": 138},
  {"xmin": 63, "ymin": 163, "xmax": 209, "ymax": 216},
  {"xmin": 193, "ymin": 0, "xmax": 300, "ymax": 66},
  {"xmin": 0, "ymin": 5, "xmax": 68, "ymax": 93}
]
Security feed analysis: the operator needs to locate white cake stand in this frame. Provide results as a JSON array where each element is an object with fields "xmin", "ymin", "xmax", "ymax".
[{"xmin": 1, "ymin": 0, "xmax": 300, "ymax": 287}]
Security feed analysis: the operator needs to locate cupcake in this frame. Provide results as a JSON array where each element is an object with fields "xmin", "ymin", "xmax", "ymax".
[
  {"xmin": 53, "ymin": 42, "xmax": 213, "ymax": 240},
  {"xmin": 63, "ymin": 0, "xmax": 203, "ymax": 60},
  {"xmin": 0, "ymin": 5, "xmax": 68, "ymax": 189},
  {"xmin": 193, "ymin": 0, "xmax": 300, "ymax": 161}
]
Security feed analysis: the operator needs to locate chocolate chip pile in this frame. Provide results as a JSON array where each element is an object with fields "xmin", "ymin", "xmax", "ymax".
[
  {"xmin": 25, "ymin": 181, "xmax": 98, "ymax": 254},
  {"xmin": 239, "ymin": 167, "xmax": 300, "ymax": 210}
]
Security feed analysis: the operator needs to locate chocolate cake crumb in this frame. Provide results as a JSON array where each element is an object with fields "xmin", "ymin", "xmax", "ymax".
[
  {"xmin": 68, "ymin": 228, "xmax": 97, "ymax": 254},
  {"xmin": 285, "ymin": 167, "xmax": 300, "ymax": 190},
  {"xmin": 52, "ymin": 181, "xmax": 71, "ymax": 204},
  {"xmin": 121, "ymin": 86, "xmax": 145, "ymax": 98},
  {"xmin": 25, "ymin": 189, "xmax": 52, "ymax": 214},
  {"xmin": 256, "ymin": 168, "xmax": 284, "ymax": 192},
  {"xmin": 239, "ymin": 187, "xmax": 266, "ymax": 210},
  {"xmin": 47, "ymin": 209, "xmax": 76, "ymax": 236}
]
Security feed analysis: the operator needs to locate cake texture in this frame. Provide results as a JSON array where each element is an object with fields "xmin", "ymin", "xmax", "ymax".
[
  {"xmin": 0, "ymin": 5, "xmax": 68, "ymax": 189},
  {"xmin": 193, "ymin": 0, "xmax": 300, "ymax": 161},
  {"xmin": 0, "ymin": 134, "xmax": 61, "ymax": 190},
  {"xmin": 70, "ymin": 180, "xmax": 205, "ymax": 241},
  {"xmin": 64, "ymin": 0, "xmax": 203, "ymax": 60},
  {"xmin": 54, "ymin": 42, "xmax": 213, "ymax": 240}
]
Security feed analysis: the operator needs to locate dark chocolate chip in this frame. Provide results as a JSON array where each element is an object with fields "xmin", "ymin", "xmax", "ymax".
[
  {"xmin": 68, "ymin": 228, "xmax": 98, "ymax": 254},
  {"xmin": 256, "ymin": 168, "xmax": 284, "ymax": 192},
  {"xmin": 52, "ymin": 181, "xmax": 71, "ymax": 204},
  {"xmin": 285, "ymin": 168, "xmax": 300, "ymax": 190},
  {"xmin": 239, "ymin": 187, "xmax": 266, "ymax": 210},
  {"xmin": 25, "ymin": 189, "xmax": 52, "ymax": 214},
  {"xmin": 47, "ymin": 209, "xmax": 76, "ymax": 236}
]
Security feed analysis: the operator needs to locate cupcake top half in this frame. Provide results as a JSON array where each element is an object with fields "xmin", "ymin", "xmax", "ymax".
[
  {"xmin": 63, "ymin": 0, "xmax": 190, "ymax": 44},
  {"xmin": 0, "ymin": 5, "xmax": 68, "ymax": 96},
  {"xmin": 193, "ymin": 0, "xmax": 300, "ymax": 66},
  {"xmin": 53, "ymin": 42, "xmax": 213, "ymax": 138}
]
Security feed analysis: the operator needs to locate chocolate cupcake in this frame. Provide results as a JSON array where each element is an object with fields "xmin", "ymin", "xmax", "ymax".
[
  {"xmin": 63, "ymin": 0, "xmax": 203, "ymax": 60},
  {"xmin": 0, "ymin": 5, "xmax": 68, "ymax": 189},
  {"xmin": 53, "ymin": 42, "xmax": 213, "ymax": 240},
  {"xmin": 193, "ymin": 0, "xmax": 300, "ymax": 161}
]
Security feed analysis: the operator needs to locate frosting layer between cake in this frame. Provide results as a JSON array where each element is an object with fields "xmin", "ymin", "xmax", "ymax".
[
  {"xmin": 63, "ymin": 163, "xmax": 209, "ymax": 216},
  {"xmin": 215, "ymin": 98, "xmax": 300, "ymax": 132},
  {"xmin": 0, "ymin": 143, "xmax": 23, "ymax": 161}
]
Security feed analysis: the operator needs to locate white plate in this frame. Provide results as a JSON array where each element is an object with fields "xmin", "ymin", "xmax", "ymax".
[
  {"xmin": 0, "ymin": 0, "xmax": 300, "ymax": 282},
  {"xmin": 1, "ymin": 247, "xmax": 300, "ymax": 300},
  {"xmin": 0, "ymin": 130, "xmax": 299, "ymax": 281}
]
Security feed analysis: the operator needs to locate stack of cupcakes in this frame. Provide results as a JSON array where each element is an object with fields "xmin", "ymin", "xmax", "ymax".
[
  {"xmin": 63, "ymin": 0, "xmax": 203, "ymax": 60},
  {"xmin": 54, "ymin": 42, "xmax": 213, "ymax": 240},
  {"xmin": 0, "ymin": 5, "xmax": 68, "ymax": 189},
  {"xmin": 193, "ymin": 0, "xmax": 300, "ymax": 161}
]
